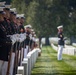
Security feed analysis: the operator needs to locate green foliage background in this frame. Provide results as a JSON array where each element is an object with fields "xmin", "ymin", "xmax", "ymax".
[{"xmin": 1, "ymin": 0, "xmax": 76, "ymax": 38}]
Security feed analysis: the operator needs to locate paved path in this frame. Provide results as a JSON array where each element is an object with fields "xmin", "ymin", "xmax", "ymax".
[{"xmin": 31, "ymin": 46, "xmax": 76, "ymax": 75}]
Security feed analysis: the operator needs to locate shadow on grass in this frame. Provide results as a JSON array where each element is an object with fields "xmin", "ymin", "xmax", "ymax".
[
  {"xmin": 31, "ymin": 70, "xmax": 76, "ymax": 75},
  {"xmin": 31, "ymin": 72, "xmax": 76, "ymax": 75}
]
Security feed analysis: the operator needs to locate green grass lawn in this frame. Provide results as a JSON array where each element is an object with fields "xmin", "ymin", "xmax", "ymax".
[{"xmin": 31, "ymin": 46, "xmax": 76, "ymax": 75}]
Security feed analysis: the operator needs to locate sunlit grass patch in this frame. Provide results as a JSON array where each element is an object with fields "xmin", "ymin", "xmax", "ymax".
[{"xmin": 31, "ymin": 46, "xmax": 76, "ymax": 75}]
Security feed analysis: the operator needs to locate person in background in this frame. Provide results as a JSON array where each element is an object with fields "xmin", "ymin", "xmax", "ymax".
[
  {"xmin": 18, "ymin": 14, "xmax": 25, "ymax": 33},
  {"xmin": 57, "ymin": 25, "xmax": 64, "ymax": 61},
  {"xmin": 24, "ymin": 25, "xmax": 32, "ymax": 58}
]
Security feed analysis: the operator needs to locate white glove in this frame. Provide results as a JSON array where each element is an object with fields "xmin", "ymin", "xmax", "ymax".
[
  {"xmin": 32, "ymin": 37, "xmax": 36, "ymax": 42},
  {"xmin": 11, "ymin": 39, "xmax": 15, "ymax": 45},
  {"xmin": 21, "ymin": 34, "xmax": 25, "ymax": 41},
  {"xmin": 14, "ymin": 34, "xmax": 20, "ymax": 42},
  {"xmin": 29, "ymin": 34, "xmax": 32, "ymax": 40},
  {"xmin": 10, "ymin": 35, "xmax": 16, "ymax": 45},
  {"xmin": 23, "ymin": 33, "xmax": 26, "ymax": 39},
  {"xmin": 18, "ymin": 34, "xmax": 24, "ymax": 42},
  {"xmin": 19, "ymin": 38, "xmax": 22, "ymax": 43}
]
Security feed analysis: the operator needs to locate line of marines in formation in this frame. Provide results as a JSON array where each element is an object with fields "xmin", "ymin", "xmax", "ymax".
[{"xmin": 0, "ymin": 1, "xmax": 37, "ymax": 75}]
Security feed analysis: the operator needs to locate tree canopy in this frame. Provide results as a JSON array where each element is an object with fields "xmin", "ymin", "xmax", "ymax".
[{"xmin": 11, "ymin": 0, "xmax": 76, "ymax": 38}]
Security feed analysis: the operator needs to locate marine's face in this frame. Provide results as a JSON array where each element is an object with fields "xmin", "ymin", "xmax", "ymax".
[
  {"xmin": 0, "ymin": 14, "xmax": 4, "ymax": 21},
  {"xmin": 16, "ymin": 18, "xmax": 20, "ymax": 25},
  {"xmin": 58, "ymin": 28, "xmax": 63, "ymax": 32},
  {"xmin": 4, "ymin": 10, "xmax": 10, "ymax": 19},
  {"xmin": 20, "ymin": 18, "xmax": 24, "ymax": 24},
  {"xmin": 10, "ymin": 14, "xmax": 16, "ymax": 22},
  {"xmin": 2, "ymin": 12, "xmax": 6, "ymax": 18},
  {"xmin": 16, "ymin": 18, "xmax": 20, "ymax": 22},
  {"xmin": 10, "ymin": 13, "xmax": 13, "ymax": 19},
  {"xmin": 26, "ymin": 28, "xmax": 31, "ymax": 32},
  {"xmin": 12, "ymin": 14, "xmax": 16, "ymax": 20}
]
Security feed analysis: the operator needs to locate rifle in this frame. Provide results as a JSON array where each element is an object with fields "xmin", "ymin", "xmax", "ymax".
[
  {"xmin": 6, "ymin": 34, "xmax": 17, "ymax": 75},
  {"xmin": 6, "ymin": 44, "xmax": 14, "ymax": 75}
]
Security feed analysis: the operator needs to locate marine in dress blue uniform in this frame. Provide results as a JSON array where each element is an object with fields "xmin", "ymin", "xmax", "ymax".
[
  {"xmin": 24, "ymin": 25, "xmax": 32, "ymax": 58},
  {"xmin": 57, "ymin": 25, "xmax": 64, "ymax": 60},
  {"xmin": 0, "ymin": 5, "xmax": 12, "ymax": 75}
]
